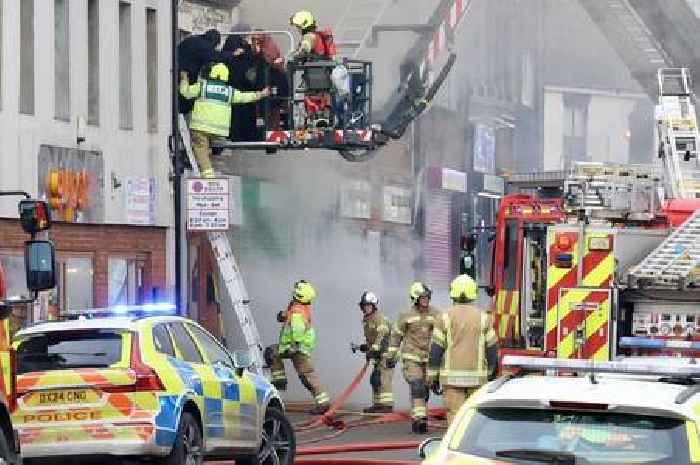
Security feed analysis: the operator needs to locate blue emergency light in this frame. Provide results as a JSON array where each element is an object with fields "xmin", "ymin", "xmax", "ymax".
[
  {"xmin": 65, "ymin": 303, "xmax": 177, "ymax": 320},
  {"xmin": 619, "ymin": 337, "xmax": 700, "ymax": 351}
]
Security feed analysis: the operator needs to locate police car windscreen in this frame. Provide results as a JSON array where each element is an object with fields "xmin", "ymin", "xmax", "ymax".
[
  {"xmin": 453, "ymin": 408, "xmax": 689, "ymax": 464},
  {"xmin": 16, "ymin": 330, "xmax": 124, "ymax": 374}
]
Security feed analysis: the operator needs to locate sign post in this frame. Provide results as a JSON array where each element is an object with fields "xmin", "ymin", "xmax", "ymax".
[{"xmin": 186, "ymin": 178, "xmax": 230, "ymax": 231}]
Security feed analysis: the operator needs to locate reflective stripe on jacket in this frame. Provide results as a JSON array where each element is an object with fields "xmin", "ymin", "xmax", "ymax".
[
  {"xmin": 387, "ymin": 307, "xmax": 440, "ymax": 363},
  {"xmin": 428, "ymin": 304, "xmax": 497, "ymax": 387},
  {"xmin": 278, "ymin": 302, "xmax": 316, "ymax": 356},
  {"xmin": 179, "ymin": 78, "xmax": 261, "ymax": 137},
  {"xmin": 363, "ymin": 311, "xmax": 392, "ymax": 353}
]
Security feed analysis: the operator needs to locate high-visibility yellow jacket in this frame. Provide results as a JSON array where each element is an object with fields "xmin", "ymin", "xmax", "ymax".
[
  {"xmin": 278, "ymin": 302, "xmax": 316, "ymax": 356},
  {"xmin": 427, "ymin": 304, "xmax": 498, "ymax": 387},
  {"xmin": 179, "ymin": 78, "xmax": 263, "ymax": 137},
  {"xmin": 387, "ymin": 306, "xmax": 440, "ymax": 363}
]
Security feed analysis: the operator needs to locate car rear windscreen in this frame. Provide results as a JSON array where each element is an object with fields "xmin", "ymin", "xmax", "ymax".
[
  {"xmin": 16, "ymin": 330, "xmax": 125, "ymax": 374},
  {"xmin": 453, "ymin": 408, "xmax": 690, "ymax": 464}
]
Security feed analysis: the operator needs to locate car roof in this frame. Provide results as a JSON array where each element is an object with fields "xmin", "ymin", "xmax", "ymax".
[
  {"xmin": 475, "ymin": 373, "xmax": 698, "ymax": 421},
  {"xmin": 15, "ymin": 315, "xmax": 192, "ymax": 337}
]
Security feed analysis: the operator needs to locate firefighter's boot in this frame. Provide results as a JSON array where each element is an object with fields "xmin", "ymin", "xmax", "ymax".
[
  {"xmin": 309, "ymin": 404, "xmax": 330, "ymax": 416},
  {"xmin": 412, "ymin": 418, "xmax": 428, "ymax": 434},
  {"xmin": 363, "ymin": 405, "xmax": 393, "ymax": 414}
]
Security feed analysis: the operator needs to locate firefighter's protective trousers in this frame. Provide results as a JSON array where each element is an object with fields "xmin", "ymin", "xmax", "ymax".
[
  {"xmin": 180, "ymin": 77, "xmax": 262, "ymax": 176},
  {"xmin": 363, "ymin": 311, "xmax": 393, "ymax": 407},
  {"xmin": 270, "ymin": 302, "xmax": 330, "ymax": 407},
  {"xmin": 388, "ymin": 307, "xmax": 439, "ymax": 420},
  {"xmin": 428, "ymin": 304, "xmax": 498, "ymax": 423},
  {"xmin": 269, "ymin": 344, "xmax": 330, "ymax": 407}
]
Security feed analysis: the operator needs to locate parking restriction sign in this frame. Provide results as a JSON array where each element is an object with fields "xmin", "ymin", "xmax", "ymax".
[{"xmin": 187, "ymin": 178, "xmax": 230, "ymax": 231}]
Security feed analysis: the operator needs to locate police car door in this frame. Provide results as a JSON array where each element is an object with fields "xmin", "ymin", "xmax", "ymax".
[{"xmin": 186, "ymin": 323, "xmax": 258, "ymax": 449}]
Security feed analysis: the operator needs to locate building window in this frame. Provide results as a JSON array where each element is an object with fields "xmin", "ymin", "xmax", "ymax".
[
  {"xmin": 146, "ymin": 8, "xmax": 158, "ymax": 132},
  {"xmin": 60, "ymin": 257, "xmax": 93, "ymax": 311},
  {"xmin": 382, "ymin": 185, "xmax": 412, "ymax": 224},
  {"xmin": 562, "ymin": 93, "xmax": 590, "ymax": 166},
  {"xmin": 118, "ymin": 1, "xmax": 133, "ymax": 129},
  {"xmin": 19, "ymin": 0, "xmax": 34, "ymax": 115},
  {"xmin": 0, "ymin": 0, "xmax": 4, "ymax": 110},
  {"xmin": 87, "ymin": 0, "xmax": 100, "ymax": 125},
  {"xmin": 521, "ymin": 51, "xmax": 534, "ymax": 108},
  {"xmin": 54, "ymin": 0, "xmax": 70, "ymax": 121},
  {"xmin": 339, "ymin": 180, "xmax": 371, "ymax": 219},
  {"xmin": 108, "ymin": 256, "xmax": 145, "ymax": 306}
]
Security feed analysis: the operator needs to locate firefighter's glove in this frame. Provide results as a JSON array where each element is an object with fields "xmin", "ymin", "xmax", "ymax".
[
  {"xmin": 263, "ymin": 346, "xmax": 276, "ymax": 368},
  {"xmin": 276, "ymin": 311, "xmax": 286, "ymax": 323},
  {"xmin": 431, "ymin": 379, "xmax": 443, "ymax": 396},
  {"xmin": 366, "ymin": 349, "xmax": 380, "ymax": 361},
  {"xmin": 385, "ymin": 358, "xmax": 397, "ymax": 369},
  {"xmin": 358, "ymin": 343, "xmax": 369, "ymax": 353}
]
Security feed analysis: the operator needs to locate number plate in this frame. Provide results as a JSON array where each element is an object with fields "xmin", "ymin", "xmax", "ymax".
[{"xmin": 25, "ymin": 389, "xmax": 99, "ymax": 407}]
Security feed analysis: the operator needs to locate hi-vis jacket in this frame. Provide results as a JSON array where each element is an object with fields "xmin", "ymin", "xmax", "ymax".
[
  {"xmin": 363, "ymin": 311, "xmax": 392, "ymax": 355},
  {"xmin": 387, "ymin": 307, "xmax": 440, "ymax": 363},
  {"xmin": 278, "ymin": 302, "xmax": 316, "ymax": 356},
  {"xmin": 427, "ymin": 304, "xmax": 498, "ymax": 387},
  {"xmin": 179, "ymin": 78, "xmax": 262, "ymax": 137}
]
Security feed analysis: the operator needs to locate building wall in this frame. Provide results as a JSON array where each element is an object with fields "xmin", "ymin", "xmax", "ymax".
[
  {"xmin": 543, "ymin": 88, "xmax": 646, "ymax": 170},
  {"xmin": 0, "ymin": 0, "xmax": 175, "ymax": 303},
  {"xmin": 0, "ymin": 219, "xmax": 167, "ymax": 320},
  {"xmin": 0, "ymin": 0, "xmax": 173, "ymax": 225}
]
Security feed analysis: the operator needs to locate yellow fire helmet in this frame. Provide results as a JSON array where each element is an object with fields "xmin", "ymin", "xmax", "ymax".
[
  {"xmin": 293, "ymin": 280, "xmax": 316, "ymax": 304},
  {"xmin": 290, "ymin": 10, "xmax": 316, "ymax": 30},
  {"xmin": 209, "ymin": 62, "xmax": 229, "ymax": 82},
  {"xmin": 409, "ymin": 281, "xmax": 432, "ymax": 303},
  {"xmin": 449, "ymin": 274, "xmax": 478, "ymax": 302}
]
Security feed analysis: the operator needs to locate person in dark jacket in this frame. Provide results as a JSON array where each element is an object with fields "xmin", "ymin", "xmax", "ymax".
[
  {"xmin": 222, "ymin": 34, "xmax": 260, "ymax": 141},
  {"xmin": 178, "ymin": 29, "xmax": 228, "ymax": 114}
]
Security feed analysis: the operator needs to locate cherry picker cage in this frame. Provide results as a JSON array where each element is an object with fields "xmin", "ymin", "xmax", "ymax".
[{"xmin": 206, "ymin": 31, "xmax": 376, "ymax": 161}]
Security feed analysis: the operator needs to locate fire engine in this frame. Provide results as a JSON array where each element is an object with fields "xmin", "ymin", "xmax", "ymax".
[
  {"xmin": 0, "ymin": 192, "xmax": 58, "ymax": 464},
  {"xmin": 485, "ymin": 68, "xmax": 700, "ymax": 362}
]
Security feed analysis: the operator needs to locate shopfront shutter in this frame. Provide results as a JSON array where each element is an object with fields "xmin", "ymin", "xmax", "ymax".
[{"xmin": 423, "ymin": 191, "xmax": 454, "ymax": 289}]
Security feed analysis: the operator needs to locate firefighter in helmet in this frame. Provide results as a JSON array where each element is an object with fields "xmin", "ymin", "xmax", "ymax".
[
  {"xmin": 386, "ymin": 282, "xmax": 440, "ymax": 434},
  {"xmin": 267, "ymin": 280, "xmax": 331, "ymax": 415},
  {"xmin": 289, "ymin": 10, "xmax": 335, "ymax": 61},
  {"xmin": 355, "ymin": 291, "xmax": 394, "ymax": 413},
  {"xmin": 428, "ymin": 274, "xmax": 499, "ymax": 424},
  {"xmin": 180, "ymin": 62, "xmax": 270, "ymax": 177}
]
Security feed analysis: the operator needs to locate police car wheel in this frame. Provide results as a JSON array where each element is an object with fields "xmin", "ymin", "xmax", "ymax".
[
  {"xmin": 238, "ymin": 408, "xmax": 295, "ymax": 465},
  {"xmin": 161, "ymin": 412, "xmax": 203, "ymax": 465},
  {"xmin": 0, "ymin": 429, "xmax": 18, "ymax": 465}
]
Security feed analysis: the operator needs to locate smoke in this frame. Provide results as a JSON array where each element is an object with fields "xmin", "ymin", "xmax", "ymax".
[{"xmin": 215, "ymin": 152, "xmax": 422, "ymax": 408}]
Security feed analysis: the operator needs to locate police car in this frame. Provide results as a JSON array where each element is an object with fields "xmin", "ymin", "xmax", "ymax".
[
  {"xmin": 12, "ymin": 305, "xmax": 294, "ymax": 465},
  {"xmin": 419, "ymin": 355, "xmax": 700, "ymax": 464}
]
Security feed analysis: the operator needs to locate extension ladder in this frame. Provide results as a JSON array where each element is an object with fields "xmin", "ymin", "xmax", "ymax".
[
  {"xmin": 178, "ymin": 115, "xmax": 264, "ymax": 371},
  {"xmin": 628, "ymin": 208, "xmax": 700, "ymax": 288}
]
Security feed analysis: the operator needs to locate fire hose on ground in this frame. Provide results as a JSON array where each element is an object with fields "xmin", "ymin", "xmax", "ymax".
[{"xmin": 292, "ymin": 361, "xmax": 447, "ymax": 450}]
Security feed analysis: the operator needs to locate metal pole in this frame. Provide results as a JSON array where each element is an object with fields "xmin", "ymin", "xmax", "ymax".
[{"xmin": 171, "ymin": 1, "xmax": 184, "ymax": 314}]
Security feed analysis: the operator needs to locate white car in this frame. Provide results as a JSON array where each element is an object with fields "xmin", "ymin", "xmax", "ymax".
[{"xmin": 420, "ymin": 356, "xmax": 700, "ymax": 464}]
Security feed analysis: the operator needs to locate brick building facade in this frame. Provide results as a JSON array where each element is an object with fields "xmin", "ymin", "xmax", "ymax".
[{"xmin": 0, "ymin": 219, "xmax": 166, "ymax": 324}]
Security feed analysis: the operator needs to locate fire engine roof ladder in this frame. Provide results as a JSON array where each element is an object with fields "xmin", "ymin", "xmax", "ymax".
[
  {"xmin": 657, "ymin": 68, "xmax": 700, "ymax": 200},
  {"xmin": 628, "ymin": 208, "xmax": 700, "ymax": 289},
  {"xmin": 178, "ymin": 115, "xmax": 264, "ymax": 371}
]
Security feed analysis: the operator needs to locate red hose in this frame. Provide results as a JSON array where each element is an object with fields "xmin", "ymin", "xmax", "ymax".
[
  {"xmin": 296, "ymin": 460, "xmax": 419, "ymax": 465},
  {"xmin": 295, "ymin": 361, "xmax": 371, "ymax": 431},
  {"xmin": 297, "ymin": 440, "xmax": 422, "ymax": 456}
]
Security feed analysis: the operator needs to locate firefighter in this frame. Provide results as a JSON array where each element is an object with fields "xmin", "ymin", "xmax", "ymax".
[
  {"xmin": 268, "ymin": 280, "xmax": 331, "ymax": 415},
  {"xmin": 386, "ymin": 282, "xmax": 440, "ymax": 434},
  {"xmin": 179, "ymin": 63, "xmax": 270, "ymax": 178},
  {"xmin": 289, "ymin": 10, "xmax": 336, "ymax": 61},
  {"xmin": 355, "ymin": 291, "xmax": 394, "ymax": 413},
  {"xmin": 428, "ymin": 274, "xmax": 499, "ymax": 424},
  {"xmin": 289, "ymin": 10, "xmax": 337, "ymax": 129}
]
